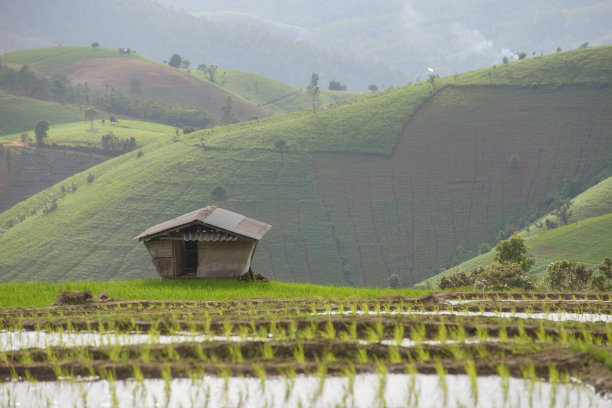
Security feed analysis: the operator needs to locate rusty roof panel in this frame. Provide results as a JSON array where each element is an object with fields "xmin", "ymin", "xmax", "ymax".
[{"xmin": 135, "ymin": 206, "xmax": 271, "ymax": 241}]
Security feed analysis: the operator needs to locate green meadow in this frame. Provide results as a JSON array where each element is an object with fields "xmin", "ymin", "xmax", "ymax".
[
  {"xmin": 0, "ymin": 279, "xmax": 427, "ymax": 308},
  {"xmin": 0, "ymin": 119, "xmax": 175, "ymax": 149},
  {"xmin": 0, "ymin": 90, "xmax": 85, "ymax": 135}
]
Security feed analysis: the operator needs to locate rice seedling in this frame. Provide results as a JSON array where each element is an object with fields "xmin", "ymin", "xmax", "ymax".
[
  {"xmin": 259, "ymin": 342, "xmax": 274, "ymax": 360},
  {"xmin": 394, "ymin": 322, "xmax": 405, "ymax": 346},
  {"xmin": 548, "ymin": 363, "xmax": 560, "ymax": 408},
  {"xmin": 229, "ymin": 344, "xmax": 243, "ymax": 363},
  {"xmin": 322, "ymin": 319, "xmax": 336, "ymax": 340},
  {"xmin": 437, "ymin": 324, "xmax": 448, "ymax": 344},
  {"xmin": 434, "ymin": 358, "xmax": 448, "ymax": 407},
  {"xmin": 166, "ymin": 344, "xmax": 181, "ymax": 361},
  {"xmin": 388, "ymin": 346, "xmax": 402, "ymax": 363},
  {"xmin": 464, "ymin": 359, "xmax": 478, "ymax": 404},
  {"xmin": 161, "ymin": 364, "xmax": 173, "ymax": 406},
  {"xmin": 357, "ymin": 348, "xmax": 369, "ymax": 363},
  {"xmin": 342, "ymin": 320, "xmax": 358, "ymax": 341},
  {"xmin": 254, "ymin": 364, "xmax": 266, "ymax": 391},
  {"xmin": 293, "ymin": 341, "xmax": 305, "ymax": 363},
  {"xmin": 375, "ymin": 360, "xmax": 388, "ymax": 408},
  {"xmin": 405, "ymin": 363, "xmax": 420, "ymax": 408}
]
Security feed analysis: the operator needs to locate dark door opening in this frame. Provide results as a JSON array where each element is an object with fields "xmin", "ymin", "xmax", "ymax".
[{"xmin": 184, "ymin": 241, "xmax": 198, "ymax": 274}]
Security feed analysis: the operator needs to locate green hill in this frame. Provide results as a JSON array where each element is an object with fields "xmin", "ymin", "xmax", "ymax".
[
  {"xmin": 418, "ymin": 174, "xmax": 612, "ymax": 287},
  {"xmin": 0, "ymin": 90, "xmax": 85, "ymax": 135},
  {"xmin": 0, "ymin": 119, "xmax": 176, "ymax": 213},
  {"xmin": 1, "ymin": 47, "xmax": 270, "ymax": 123},
  {"xmin": 206, "ymin": 69, "xmax": 361, "ymax": 114},
  {"xmin": 1, "ymin": 46, "xmax": 611, "ymax": 286}
]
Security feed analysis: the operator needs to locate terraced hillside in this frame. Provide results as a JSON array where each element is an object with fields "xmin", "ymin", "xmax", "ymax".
[
  {"xmin": 1, "ymin": 47, "xmax": 270, "ymax": 122},
  {"xmin": 0, "ymin": 47, "xmax": 611, "ymax": 286},
  {"xmin": 0, "ymin": 120, "xmax": 176, "ymax": 213}
]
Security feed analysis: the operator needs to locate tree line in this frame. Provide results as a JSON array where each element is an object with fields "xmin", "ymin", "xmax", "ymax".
[{"xmin": 439, "ymin": 233, "xmax": 611, "ymax": 291}]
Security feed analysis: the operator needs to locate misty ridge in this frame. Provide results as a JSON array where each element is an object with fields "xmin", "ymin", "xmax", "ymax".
[{"xmin": 1, "ymin": 0, "xmax": 611, "ymax": 90}]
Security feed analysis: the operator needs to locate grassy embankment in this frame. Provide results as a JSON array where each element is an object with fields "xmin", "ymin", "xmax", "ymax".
[
  {"xmin": 0, "ymin": 46, "xmax": 611, "ymax": 286},
  {"xmin": 0, "ymin": 279, "xmax": 427, "ymax": 308}
]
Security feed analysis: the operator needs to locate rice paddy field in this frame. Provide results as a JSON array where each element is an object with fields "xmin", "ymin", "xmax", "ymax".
[{"xmin": 1, "ymin": 282, "xmax": 611, "ymax": 407}]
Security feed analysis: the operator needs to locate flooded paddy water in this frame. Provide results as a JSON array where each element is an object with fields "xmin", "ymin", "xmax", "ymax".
[
  {"xmin": 1, "ymin": 373, "xmax": 610, "ymax": 408},
  {"xmin": 0, "ymin": 292, "xmax": 611, "ymax": 407}
]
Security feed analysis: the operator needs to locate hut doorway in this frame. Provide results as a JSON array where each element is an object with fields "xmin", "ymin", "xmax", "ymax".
[{"xmin": 184, "ymin": 240, "xmax": 198, "ymax": 275}]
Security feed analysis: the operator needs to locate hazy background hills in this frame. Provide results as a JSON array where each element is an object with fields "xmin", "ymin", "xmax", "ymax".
[{"xmin": 1, "ymin": 0, "xmax": 611, "ymax": 90}]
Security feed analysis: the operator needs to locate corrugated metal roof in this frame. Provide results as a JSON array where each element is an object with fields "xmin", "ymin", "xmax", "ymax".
[{"xmin": 135, "ymin": 206, "xmax": 271, "ymax": 241}]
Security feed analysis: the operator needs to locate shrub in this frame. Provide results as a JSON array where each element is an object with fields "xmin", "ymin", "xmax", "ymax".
[
  {"xmin": 477, "ymin": 242, "xmax": 491, "ymax": 255},
  {"xmin": 87, "ymin": 174, "xmax": 95, "ymax": 183},
  {"xmin": 472, "ymin": 262, "xmax": 538, "ymax": 290},
  {"xmin": 183, "ymin": 126, "xmax": 196, "ymax": 134},
  {"xmin": 494, "ymin": 232, "xmax": 535, "ymax": 273},
  {"xmin": 439, "ymin": 269, "xmax": 473, "ymax": 289},
  {"xmin": 544, "ymin": 259, "xmax": 593, "ymax": 291},
  {"xmin": 545, "ymin": 218, "xmax": 557, "ymax": 229},
  {"xmin": 592, "ymin": 258, "xmax": 612, "ymax": 291},
  {"xmin": 211, "ymin": 185, "xmax": 227, "ymax": 201},
  {"xmin": 387, "ymin": 273, "xmax": 400, "ymax": 288}
]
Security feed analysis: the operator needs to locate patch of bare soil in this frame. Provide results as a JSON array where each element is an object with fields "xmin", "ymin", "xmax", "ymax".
[{"xmin": 60, "ymin": 57, "xmax": 270, "ymax": 121}]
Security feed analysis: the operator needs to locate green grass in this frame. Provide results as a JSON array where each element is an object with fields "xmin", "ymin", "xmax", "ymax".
[
  {"xmin": 192, "ymin": 69, "xmax": 361, "ymax": 114},
  {"xmin": 0, "ymin": 46, "xmax": 145, "ymax": 68},
  {"xmin": 0, "ymin": 119, "xmax": 175, "ymax": 149},
  {"xmin": 1, "ymin": 46, "xmax": 611, "ymax": 287},
  {"xmin": 0, "ymin": 279, "xmax": 428, "ymax": 308},
  {"xmin": 0, "ymin": 90, "xmax": 85, "ymax": 135}
]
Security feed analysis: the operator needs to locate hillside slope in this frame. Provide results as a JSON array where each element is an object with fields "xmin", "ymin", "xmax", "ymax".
[
  {"xmin": 1, "ymin": 47, "xmax": 271, "ymax": 123},
  {"xmin": 417, "ymin": 174, "xmax": 612, "ymax": 287},
  {"xmin": 1, "ymin": 47, "xmax": 611, "ymax": 285},
  {"xmin": 210, "ymin": 70, "xmax": 361, "ymax": 114},
  {"xmin": 0, "ymin": 90, "xmax": 85, "ymax": 135}
]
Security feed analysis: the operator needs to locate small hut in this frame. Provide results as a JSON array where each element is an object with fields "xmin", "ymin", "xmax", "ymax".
[{"xmin": 135, "ymin": 206, "xmax": 271, "ymax": 279}]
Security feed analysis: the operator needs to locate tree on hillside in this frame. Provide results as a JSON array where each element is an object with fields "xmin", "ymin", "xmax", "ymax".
[
  {"xmin": 208, "ymin": 65, "xmax": 218, "ymax": 82},
  {"xmin": 220, "ymin": 96, "xmax": 236, "ymax": 125},
  {"xmin": 180, "ymin": 58, "xmax": 191, "ymax": 70},
  {"xmin": 91, "ymin": 42, "xmax": 100, "ymax": 48},
  {"xmin": 328, "ymin": 80, "xmax": 347, "ymax": 91},
  {"xmin": 368, "ymin": 84, "xmax": 378, "ymax": 93},
  {"xmin": 84, "ymin": 107, "xmax": 97, "ymax": 129},
  {"xmin": 307, "ymin": 73, "xmax": 320, "ymax": 115},
  {"xmin": 552, "ymin": 198, "xmax": 572, "ymax": 225},
  {"xmin": 130, "ymin": 78, "xmax": 142, "ymax": 95},
  {"xmin": 168, "ymin": 54, "xmax": 182, "ymax": 68},
  {"xmin": 34, "ymin": 120, "xmax": 50, "ymax": 146},
  {"xmin": 494, "ymin": 232, "xmax": 535, "ymax": 273}
]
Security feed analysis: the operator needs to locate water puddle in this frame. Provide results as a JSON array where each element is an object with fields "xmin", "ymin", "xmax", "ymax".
[
  {"xmin": 0, "ymin": 373, "xmax": 608, "ymax": 408},
  {"xmin": 444, "ymin": 298, "xmax": 612, "ymax": 306},
  {"xmin": 0, "ymin": 331, "xmax": 268, "ymax": 352},
  {"xmin": 315, "ymin": 310, "xmax": 612, "ymax": 323}
]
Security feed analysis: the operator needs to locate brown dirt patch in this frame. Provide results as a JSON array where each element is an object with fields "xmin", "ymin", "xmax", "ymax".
[{"xmin": 60, "ymin": 57, "xmax": 270, "ymax": 121}]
